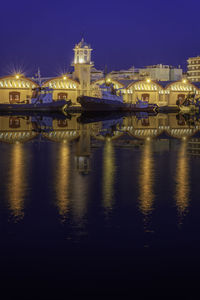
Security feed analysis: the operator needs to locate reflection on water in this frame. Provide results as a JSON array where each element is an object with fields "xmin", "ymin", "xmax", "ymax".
[
  {"xmin": 138, "ymin": 138, "xmax": 155, "ymax": 232},
  {"xmin": 71, "ymin": 169, "xmax": 89, "ymax": 221},
  {"xmin": 175, "ymin": 139, "xmax": 190, "ymax": 224},
  {"xmin": 55, "ymin": 142, "xmax": 70, "ymax": 220},
  {"xmin": 102, "ymin": 139, "xmax": 116, "ymax": 210},
  {"xmin": 70, "ymin": 128, "xmax": 90, "ymax": 221},
  {"xmin": 0, "ymin": 112, "xmax": 199, "ymax": 224},
  {"xmin": 7, "ymin": 142, "xmax": 27, "ymax": 221}
]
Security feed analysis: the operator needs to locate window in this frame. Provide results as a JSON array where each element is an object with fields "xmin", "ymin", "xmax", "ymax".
[
  {"xmin": 9, "ymin": 117, "xmax": 20, "ymax": 128},
  {"xmin": 141, "ymin": 119, "xmax": 150, "ymax": 126},
  {"xmin": 141, "ymin": 93, "xmax": 150, "ymax": 101},
  {"xmin": 176, "ymin": 94, "xmax": 185, "ymax": 105},
  {"xmin": 58, "ymin": 93, "xmax": 68, "ymax": 100},
  {"xmin": 9, "ymin": 92, "xmax": 20, "ymax": 104},
  {"xmin": 57, "ymin": 120, "xmax": 68, "ymax": 127}
]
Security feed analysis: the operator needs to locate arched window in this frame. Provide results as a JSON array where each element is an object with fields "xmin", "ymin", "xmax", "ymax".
[
  {"xmin": 141, "ymin": 93, "xmax": 150, "ymax": 101},
  {"xmin": 176, "ymin": 94, "xmax": 185, "ymax": 105},
  {"xmin": 57, "ymin": 120, "xmax": 68, "ymax": 127},
  {"xmin": 141, "ymin": 118, "xmax": 150, "ymax": 126},
  {"xmin": 9, "ymin": 117, "xmax": 20, "ymax": 128},
  {"xmin": 9, "ymin": 92, "xmax": 20, "ymax": 104},
  {"xmin": 58, "ymin": 93, "xmax": 68, "ymax": 100}
]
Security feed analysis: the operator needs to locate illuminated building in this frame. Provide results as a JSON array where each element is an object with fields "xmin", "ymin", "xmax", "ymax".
[
  {"xmin": 72, "ymin": 38, "xmax": 94, "ymax": 96},
  {"xmin": 90, "ymin": 67, "xmax": 104, "ymax": 81},
  {"xmin": 139, "ymin": 64, "xmax": 182, "ymax": 81},
  {"xmin": 109, "ymin": 64, "xmax": 182, "ymax": 81},
  {"xmin": 0, "ymin": 39, "xmax": 199, "ymax": 106},
  {"xmin": 187, "ymin": 56, "xmax": 200, "ymax": 82}
]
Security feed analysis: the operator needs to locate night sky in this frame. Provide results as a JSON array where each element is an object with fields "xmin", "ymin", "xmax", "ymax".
[{"xmin": 1, "ymin": 0, "xmax": 200, "ymax": 76}]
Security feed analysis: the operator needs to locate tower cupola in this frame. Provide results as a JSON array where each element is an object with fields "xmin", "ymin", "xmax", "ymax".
[
  {"xmin": 73, "ymin": 38, "xmax": 93, "ymax": 65},
  {"xmin": 72, "ymin": 38, "xmax": 93, "ymax": 96}
]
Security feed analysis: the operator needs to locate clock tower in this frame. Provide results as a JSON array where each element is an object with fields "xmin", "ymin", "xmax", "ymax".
[{"xmin": 72, "ymin": 38, "xmax": 93, "ymax": 96}]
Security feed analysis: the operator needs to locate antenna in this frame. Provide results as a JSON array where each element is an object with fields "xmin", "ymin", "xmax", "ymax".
[
  {"xmin": 104, "ymin": 65, "xmax": 108, "ymax": 77},
  {"xmin": 37, "ymin": 68, "xmax": 42, "ymax": 86},
  {"xmin": 81, "ymin": 31, "xmax": 85, "ymax": 42}
]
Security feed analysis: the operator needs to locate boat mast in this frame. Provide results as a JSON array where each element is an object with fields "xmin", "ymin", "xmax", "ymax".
[{"xmin": 37, "ymin": 68, "xmax": 42, "ymax": 87}]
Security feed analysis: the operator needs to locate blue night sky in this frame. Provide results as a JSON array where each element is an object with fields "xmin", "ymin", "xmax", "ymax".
[{"xmin": 1, "ymin": 0, "xmax": 200, "ymax": 76}]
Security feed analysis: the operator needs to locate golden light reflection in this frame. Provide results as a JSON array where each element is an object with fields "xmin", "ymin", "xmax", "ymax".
[
  {"xmin": 8, "ymin": 142, "xmax": 27, "ymax": 221},
  {"xmin": 175, "ymin": 139, "xmax": 190, "ymax": 224},
  {"xmin": 55, "ymin": 142, "xmax": 70, "ymax": 220},
  {"xmin": 71, "ymin": 168, "xmax": 88, "ymax": 221},
  {"xmin": 102, "ymin": 139, "xmax": 116, "ymax": 210},
  {"xmin": 138, "ymin": 139, "xmax": 155, "ymax": 231}
]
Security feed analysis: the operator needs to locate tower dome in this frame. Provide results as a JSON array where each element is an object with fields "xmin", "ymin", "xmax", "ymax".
[
  {"xmin": 73, "ymin": 38, "xmax": 93, "ymax": 64},
  {"xmin": 77, "ymin": 38, "xmax": 91, "ymax": 49}
]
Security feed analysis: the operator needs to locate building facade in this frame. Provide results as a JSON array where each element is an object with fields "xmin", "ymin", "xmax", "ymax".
[
  {"xmin": 0, "ymin": 39, "xmax": 197, "ymax": 106},
  {"xmin": 187, "ymin": 56, "xmax": 200, "ymax": 82},
  {"xmin": 109, "ymin": 64, "xmax": 183, "ymax": 82},
  {"xmin": 139, "ymin": 64, "xmax": 182, "ymax": 81}
]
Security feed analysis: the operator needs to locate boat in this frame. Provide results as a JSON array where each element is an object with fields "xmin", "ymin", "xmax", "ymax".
[
  {"xmin": 177, "ymin": 93, "xmax": 199, "ymax": 113},
  {"xmin": 77, "ymin": 84, "xmax": 158, "ymax": 112},
  {"xmin": 157, "ymin": 105, "xmax": 180, "ymax": 113},
  {"xmin": 0, "ymin": 70, "xmax": 72, "ymax": 112},
  {"xmin": 179, "ymin": 104, "xmax": 198, "ymax": 113},
  {"xmin": 0, "ymin": 87, "xmax": 72, "ymax": 112},
  {"xmin": 123, "ymin": 98, "xmax": 158, "ymax": 112}
]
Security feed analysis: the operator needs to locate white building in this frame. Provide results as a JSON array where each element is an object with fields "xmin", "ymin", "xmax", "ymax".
[
  {"xmin": 109, "ymin": 64, "xmax": 183, "ymax": 82},
  {"xmin": 187, "ymin": 56, "xmax": 200, "ymax": 82},
  {"xmin": 139, "ymin": 64, "xmax": 183, "ymax": 81},
  {"xmin": 91, "ymin": 67, "xmax": 104, "ymax": 81}
]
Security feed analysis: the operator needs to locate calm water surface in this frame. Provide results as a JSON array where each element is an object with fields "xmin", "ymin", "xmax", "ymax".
[{"xmin": 0, "ymin": 112, "xmax": 200, "ymax": 295}]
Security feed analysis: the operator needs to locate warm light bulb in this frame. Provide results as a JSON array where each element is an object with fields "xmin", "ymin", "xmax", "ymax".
[
  {"xmin": 63, "ymin": 76, "xmax": 67, "ymax": 80},
  {"xmin": 15, "ymin": 75, "xmax": 20, "ymax": 79},
  {"xmin": 146, "ymin": 78, "xmax": 151, "ymax": 83}
]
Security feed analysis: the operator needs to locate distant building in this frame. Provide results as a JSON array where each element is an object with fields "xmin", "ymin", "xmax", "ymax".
[
  {"xmin": 187, "ymin": 56, "xmax": 200, "ymax": 82},
  {"xmin": 109, "ymin": 64, "xmax": 183, "ymax": 82},
  {"xmin": 109, "ymin": 66, "xmax": 141, "ymax": 80},
  {"xmin": 0, "ymin": 39, "xmax": 197, "ymax": 107},
  {"xmin": 91, "ymin": 67, "xmax": 104, "ymax": 81},
  {"xmin": 139, "ymin": 64, "xmax": 182, "ymax": 81}
]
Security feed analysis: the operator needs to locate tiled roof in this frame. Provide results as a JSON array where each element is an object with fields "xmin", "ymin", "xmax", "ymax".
[
  {"xmin": 155, "ymin": 81, "xmax": 173, "ymax": 88},
  {"xmin": 191, "ymin": 82, "xmax": 200, "ymax": 89}
]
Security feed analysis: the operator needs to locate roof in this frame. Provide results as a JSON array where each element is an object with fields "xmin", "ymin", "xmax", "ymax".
[
  {"xmin": 91, "ymin": 67, "xmax": 103, "ymax": 73},
  {"xmin": 155, "ymin": 81, "xmax": 174, "ymax": 88},
  {"xmin": 76, "ymin": 38, "xmax": 91, "ymax": 49},
  {"xmin": 117, "ymin": 79, "xmax": 137, "ymax": 88},
  {"xmin": 191, "ymin": 82, "xmax": 200, "ymax": 89}
]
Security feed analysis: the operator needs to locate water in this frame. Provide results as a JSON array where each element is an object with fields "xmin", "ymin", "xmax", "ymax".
[{"xmin": 0, "ymin": 112, "xmax": 200, "ymax": 296}]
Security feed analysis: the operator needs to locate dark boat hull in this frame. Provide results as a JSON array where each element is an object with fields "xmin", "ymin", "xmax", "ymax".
[
  {"xmin": 0, "ymin": 100, "xmax": 69, "ymax": 112},
  {"xmin": 77, "ymin": 96, "xmax": 157, "ymax": 112},
  {"xmin": 78, "ymin": 96, "xmax": 123, "ymax": 111}
]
